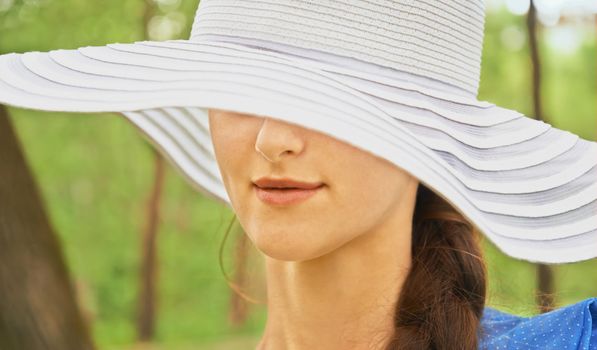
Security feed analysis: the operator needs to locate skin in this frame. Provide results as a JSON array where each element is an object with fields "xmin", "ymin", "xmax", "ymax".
[{"xmin": 208, "ymin": 108, "xmax": 420, "ymax": 350}]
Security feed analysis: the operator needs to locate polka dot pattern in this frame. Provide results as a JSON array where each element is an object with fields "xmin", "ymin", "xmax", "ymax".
[{"xmin": 478, "ymin": 297, "xmax": 597, "ymax": 349}]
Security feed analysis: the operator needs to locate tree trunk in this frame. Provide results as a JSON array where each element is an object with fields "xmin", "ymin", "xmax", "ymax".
[
  {"xmin": 527, "ymin": 1, "xmax": 544, "ymax": 123},
  {"xmin": 0, "ymin": 105, "xmax": 95, "ymax": 350},
  {"xmin": 135, "ymin": 0, "xmax": 164, "ymax": 342},
  {"xmin": 136, "ymin": 149, "xmax": 165, "ymax": 341},
  {"xmin": 527, "ymin": 0, "xmax": 555, "ymax": 314}
]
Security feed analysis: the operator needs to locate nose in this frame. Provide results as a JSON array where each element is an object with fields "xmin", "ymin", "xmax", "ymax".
[{"xmin": 255, "ymin": 117, "xmax": 305, "ymax": 163}]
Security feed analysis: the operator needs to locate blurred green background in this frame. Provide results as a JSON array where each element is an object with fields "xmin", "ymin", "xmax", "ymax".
[{"xmin": 1, "ymin": 0, "xmax": 596, "ymax": 349}]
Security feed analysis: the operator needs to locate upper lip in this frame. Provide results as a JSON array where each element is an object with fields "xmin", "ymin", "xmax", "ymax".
[{"xmin": 253, "ymin": 177, "xmax": 324, "ymax": 190}]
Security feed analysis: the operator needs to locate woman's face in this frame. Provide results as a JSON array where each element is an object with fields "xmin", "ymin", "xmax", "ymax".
[{"xmin": 208, "ymin": 109, "xmax": 419, "ymax": 261}]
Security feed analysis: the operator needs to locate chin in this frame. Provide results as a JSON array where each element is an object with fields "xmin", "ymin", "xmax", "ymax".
[{"xmin": 251, "ymin": 230, "xmax": 339, "ymax": 262}]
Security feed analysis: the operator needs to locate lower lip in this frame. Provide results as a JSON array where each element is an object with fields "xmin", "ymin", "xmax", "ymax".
[{"xmin": 254, "ymin": 185, "xmax": 324, "ymax": 205}]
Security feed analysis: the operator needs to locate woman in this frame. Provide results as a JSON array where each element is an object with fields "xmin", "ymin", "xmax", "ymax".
[
  {"xmin": 209, "ymin": 108, "xmax": 469, "ymax": 349},
  {"xmin": 208, "ymin": 108, "xmax": 596, "ymax": 349},
  {"xmin": 0, "ymin": 0, "xmax": 595, "ymax": 348}
]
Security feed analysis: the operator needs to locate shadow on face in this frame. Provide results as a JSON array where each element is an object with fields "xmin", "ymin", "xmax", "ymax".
[{"xmin": 208, "ymin": 108, "xmax": 419, "ymax": 262}]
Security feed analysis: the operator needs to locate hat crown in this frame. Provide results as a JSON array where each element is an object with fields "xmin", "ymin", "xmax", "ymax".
[{"xmin": 190, "ymin": 0, "xmax": 486, "ymax": 97}]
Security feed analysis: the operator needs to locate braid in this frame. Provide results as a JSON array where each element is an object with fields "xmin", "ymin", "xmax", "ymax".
[{"xmin": 385, "ymin": 184, "xmax": 487, "ymax": 349}]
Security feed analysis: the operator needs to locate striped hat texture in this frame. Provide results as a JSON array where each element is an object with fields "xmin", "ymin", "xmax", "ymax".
[{"xmin": 0, "ymin": 0, "xmax": 596, "ymax": 263}]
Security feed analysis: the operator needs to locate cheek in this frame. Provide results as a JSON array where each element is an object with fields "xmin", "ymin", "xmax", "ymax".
[
  {"xmin": 334, "ymin": 184, "xmax": 391, "ymax": 234},
  {"xmin": 208, "ymin": 114, "xmax": 258, "ymax": 206},
  {"xmin": 331, "ymin": 159, "xmax": 407, "ymax": 234},
  {"xmin": 210, "ymin": 118, "xmax": 249, "ymax": 169}
]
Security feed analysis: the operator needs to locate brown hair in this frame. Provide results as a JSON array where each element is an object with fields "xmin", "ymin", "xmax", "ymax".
[
  {"xmin": 384, "ymin": 184, "xmax": 487, "ymax": 349},
  {"xmin": 219, "ymin": 183, "xmax": 488, "ymax": 348}
]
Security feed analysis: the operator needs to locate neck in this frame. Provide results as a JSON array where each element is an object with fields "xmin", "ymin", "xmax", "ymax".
[{"xmin": 256, "ymin": 213, "xmax": 413, "ymax": 350}]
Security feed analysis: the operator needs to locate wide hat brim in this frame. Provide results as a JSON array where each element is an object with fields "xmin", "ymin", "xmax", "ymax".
[{"xmin": 0, "ymin": 38, "xmax": 595, "ymax": 264}]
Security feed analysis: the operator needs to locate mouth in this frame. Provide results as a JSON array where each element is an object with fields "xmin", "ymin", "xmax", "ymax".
[
  {"xmin": 253, "ymin": 185, "xmax": 324, "ymax": 205},
  {"xmin": 253, "ymin": 177, "xmax": 324, "ymax": 190},
  {"xmin": 252, "ymin": 177, "xmax": 325, "ymax": 205}
]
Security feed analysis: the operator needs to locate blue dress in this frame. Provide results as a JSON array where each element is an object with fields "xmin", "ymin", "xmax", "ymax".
[{"xmin": 478, "ymin": 297, "xmax": 597, "ymax": 349}]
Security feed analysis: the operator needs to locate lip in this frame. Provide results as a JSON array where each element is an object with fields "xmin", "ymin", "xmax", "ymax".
[
  {"xmin": 253, "ymin": 177, "xmax": 324, "ymax": 190},
  {"xmin": 253, "ymin": 177, "xmax": 325, "ymax": 205}
]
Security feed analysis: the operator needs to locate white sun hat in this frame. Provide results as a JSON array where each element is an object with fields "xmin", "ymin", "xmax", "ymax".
[{"xmin": 0, "ymin": 0, "xmax": 595, "ymax": 264}]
